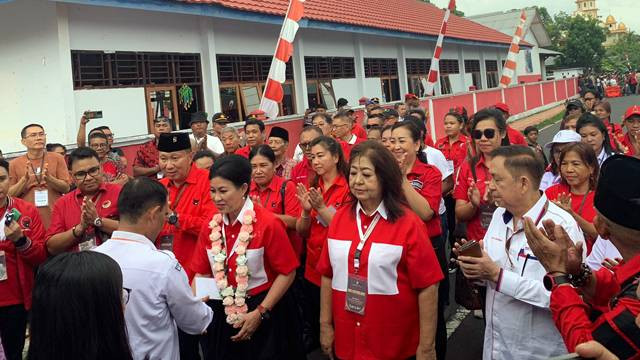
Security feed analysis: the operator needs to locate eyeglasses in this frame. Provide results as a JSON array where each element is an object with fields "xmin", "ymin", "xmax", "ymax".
[
  {"xmin": 122, "ymin": 287, "xmax": 132, "ymax": 305},
  {"xmin": 104, "ymin": 133, "xmax": 114, "ymax": 139},
  {"xmin": 90, "ymin": 143, "xmax": 108, "ymax": 149},
  {"xmin": 300, "ymin": 142, "xmax": 313, "ymax": 150},
  {"xmin": 472, "ymin": 129, "xmax": 497, "ymax": 140},
  {"xmin": 24, "ymin": 132, "xmax": 46, "ymax": 139},
  {"xmin": 332, "ymin": 123, "xmax": 349, "ymax": 130},
  {"xmin": 73, "ymin": 166, "xmax": 101, "ymax": 181},
  {"xmin": 365, "ymin": 124, "xmax": 382, "ymax": 130}
]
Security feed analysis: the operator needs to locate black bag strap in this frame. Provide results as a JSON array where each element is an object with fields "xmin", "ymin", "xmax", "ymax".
[{"xmin": 280, "ymin": 180, "xmax": 289, "ymax": 215}]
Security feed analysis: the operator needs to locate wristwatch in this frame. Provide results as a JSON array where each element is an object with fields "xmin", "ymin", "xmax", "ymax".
[
  {"xmin": 93, "ymin": 217, "xmax": 103, "ymax": 228},
  {"xmin": 257, "ymin": 304, "xmax": 271, "ymax": 321},
  {"xmin": 168, "ymin": 213, "xmax": 179, "ymax": 226},
  {"xmin": 543, "ymin": 273, "xmax": 571, "ymax": 291}
]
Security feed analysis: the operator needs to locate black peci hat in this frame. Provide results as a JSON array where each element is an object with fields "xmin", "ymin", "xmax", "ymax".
[
  {"xmin": 157, "ymin": 133, "xmax": 191, "ymax": 152},
  {"xmin": 594, "ymin": 155, "xmax": 640, "ymax": 231},
  {"xmin": 269, "ymin": 126, "xmax": 289, "ymax": 142}
]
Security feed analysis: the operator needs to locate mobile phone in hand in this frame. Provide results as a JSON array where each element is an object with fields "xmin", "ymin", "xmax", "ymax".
[
  {"xmin": 84, "ymin": 111, "xmax": 103, "ymax": 119},
  {"xmin": 458, "ymin": 240, "xmax": 483, "ymax": 258}
]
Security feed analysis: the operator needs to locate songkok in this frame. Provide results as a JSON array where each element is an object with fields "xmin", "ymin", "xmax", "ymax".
[
  {"xmin": 190, "ymin": 111, "xmax": 209, "ymax": 125},
  {"xmin": 594, "ymin": 155, "xmax": 640, "ymax": 231},
  {"xmin": 158, "ymin": 133, "xmax": 191, "ymax": 152},
  {"xmin": 269, "ymin": 126, "xmax": 289, "ymax": 142}
]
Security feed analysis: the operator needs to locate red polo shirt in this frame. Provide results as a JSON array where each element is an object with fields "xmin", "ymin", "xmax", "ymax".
[
  {"xmin": 158, "ymin": 164, "xmax": 218, "ymax": 273},
  {"xmin": 406, "ymin": 160, "xmax": 442, "ymax": 238},
  {"xmin": 133, "ymin": 140, "xmax": 160, "ymax": 178},
  {"xmin": 0, "ymin": 197, "xmax": 47, "ymax": 309},
  {"xmin": 507, "ymin": 126, "xmax": 527, "ymax": 146},
  {"xmin": 305, "ymin": 175, "xmax": 351, "ymax": 286},
  {"xmin": 545, "ymin": 183, "xmax": 596, "ymax": 252},
  {"xmin": 316, "ymin": 205, "xmax": 443, "ymax": 359},
  {"xmin": 291, "ymin": 159, "xmax": 316, "ymax": 187},
  {"xmin": 46, "ymin": 183, "xmax": 122, "ymax": 252},
  {"xmin": 235, "ymin": 146, "xmax": 252, "ymax": 158},
  {"xmin": 190, "ymin": 203, "xmax": 298, "ymax": 296},
  {"xmin": 352, "ymin": 123, "xmax": 367, "ymax": 139},
  {"xmin": 603, "ymin": 119, "xmax": 624, "ymax": 151},
  {"xmin": 453, "ymin": 156, "xmax": 492, "ymax": 242},
  {"xmin": 250, "ymin": 176, "xmax": 302, "ymax": 256},
  {"xmin": 436, "ymin": 134, "xmax": 469, "ymax": 174}
]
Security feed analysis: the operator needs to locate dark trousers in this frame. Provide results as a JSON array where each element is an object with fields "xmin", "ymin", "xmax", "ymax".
[
  {"xmin": 301, "ymin": 279, "xmax": 320, "ymax": 354},
  {"xmin": 178, "ymin": 328, "xmax": 202, "ymax": 360},
  {"xmin": 0, "ymin": 304, "xmax": 28, "ymax": 360},
  {"xmin": 431, "ymin": 234, "xmax": 448, "ymax": 360}
]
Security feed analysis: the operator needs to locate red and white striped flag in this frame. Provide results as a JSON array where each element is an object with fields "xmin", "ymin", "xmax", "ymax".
[
  {"xmin": 424, "ymin": 0, "xmax": 456, "ymax": 96},
  {"xmin": 499, "ymin": 10, "xmax": 527, "ymax": 88},
  {"xmin": 259, "ymin": 0, "xmax": 305, "ymax": 120}
]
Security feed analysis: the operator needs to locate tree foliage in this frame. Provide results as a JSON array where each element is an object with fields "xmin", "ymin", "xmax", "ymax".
[{"xmin": 602, "ymin": 32, "xmax": 640, "ymax": 72}]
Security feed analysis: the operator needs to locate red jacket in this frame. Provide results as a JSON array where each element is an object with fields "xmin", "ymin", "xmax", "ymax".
[
  {"xmin": 0, "ymin": 197, "xmax": 47, "ymax": 310},
  {"xmin": 550, "ymin": 255, "xmax": 640, "ymax": 358}
]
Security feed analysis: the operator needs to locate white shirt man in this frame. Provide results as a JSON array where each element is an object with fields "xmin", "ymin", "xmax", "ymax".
[
  {"xmin": 482, "ymin": 194, "xmax": 584, "ymax": 359},
  {"xmin": 95, "ymin": 231, "xmax": 213, "ymax": 360},
  {"xmin": 189, "ymin": 133, "xmax": 224, "ymax": 155},
  {"xmin": 423, "ymin": 146, "xmax": 454, "ymax": 216}
]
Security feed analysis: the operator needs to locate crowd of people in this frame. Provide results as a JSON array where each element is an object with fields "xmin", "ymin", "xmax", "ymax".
[{"xmin": 0, "ymin": 90, "xmax": 639, "ymax": 360}]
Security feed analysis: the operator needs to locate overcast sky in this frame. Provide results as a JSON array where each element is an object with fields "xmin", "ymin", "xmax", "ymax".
[{"xmin": 430, "ymin": 0, "xmax": 639, "ymax": 33}]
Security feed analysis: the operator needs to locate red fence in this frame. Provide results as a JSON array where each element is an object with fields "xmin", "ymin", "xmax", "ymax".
[{"xmin": 115, "ymin": 77, "xmax": 578, "ymax": 175}]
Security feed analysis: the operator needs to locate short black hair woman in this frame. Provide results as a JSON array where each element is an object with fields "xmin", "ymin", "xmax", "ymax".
[
  {"xmin": 190, "ymin": 155, "xmax": 304, "ymax": 359},
  {"xmin": 294, "ymin": 135, "xmax": 351, "ymax": 352},
  {"xmin": 576, "ymin": 113, "xmax": 616, "ymax": 167},
  {"xmin": 28, "ymin": 251, "xmax": 133, "ymax": 360},
  {"xmin": 317, "ymin": 140, "xmax": 443, "ymax": 359}
]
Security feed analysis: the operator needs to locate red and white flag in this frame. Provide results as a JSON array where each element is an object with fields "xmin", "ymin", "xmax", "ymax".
[
  {"xmin": 259, "ymin": 0, "xmax": 305, "ymax": 120},
  {"xmin": 499, "ymin": 10, "xmax": 527, "ymax": 88},
  {"xmin": 424, "ymin": 0, "xmax": 456, "ymax": 96}
]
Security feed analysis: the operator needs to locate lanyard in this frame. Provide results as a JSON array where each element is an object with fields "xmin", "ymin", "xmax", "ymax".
[
  {"xmin": 27, "ymin": 154, "xmax": 46, "ymax": 184},
  {"xmin": 353, "ymin": 211, "xmax": 382, "ymax": 272},
  {"xmin": 575, "ymin": 192, "xmax": 589, "ymax": 217},
  {"xmin": 505, "ymin": 200, "xmax": 548, "ymax": 265},
  {"xmin": 170, "ymin": 183, "xmax": 188, "ymax": 212}
]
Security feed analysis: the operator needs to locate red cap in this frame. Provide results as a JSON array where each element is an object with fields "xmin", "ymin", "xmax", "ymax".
[
  {"xmin": 495, "ymin": 102, "xmax": 510, "ymax": 115},
  {"xmin": 624, "ymin": 105, "xmax": 640, "ymax": 120},
  {"xmin": 405, "ymin": 93, "xmax": 418, "ymax": 100},
  {"xmin": 359, "ymin": 97, "xmax": 369, "ymax": 105},
  {"xmin": 248, "ymin": 109, "xmax": 268, "ymax": 121}
]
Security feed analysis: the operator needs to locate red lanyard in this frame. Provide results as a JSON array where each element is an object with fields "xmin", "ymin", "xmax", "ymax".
[{"xmin": 170, "ymin": 183, "xmax": 188, "ymax": 212}]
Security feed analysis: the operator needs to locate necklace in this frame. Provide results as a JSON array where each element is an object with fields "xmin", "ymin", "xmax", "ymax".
[{"xmin": 207, "ymin": 209, "xmax": 256, "ymax": 325}]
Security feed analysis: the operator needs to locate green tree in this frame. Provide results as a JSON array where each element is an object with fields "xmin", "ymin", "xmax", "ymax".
[
  {"xmin": 553, "ymin": 14, "xmax": 606, "ymax": 71},
  {"xmin": 602, "ymin": 32, "xmax": 640, "ymax": 72}
]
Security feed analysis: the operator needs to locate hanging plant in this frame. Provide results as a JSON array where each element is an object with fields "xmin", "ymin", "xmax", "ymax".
[{"xmin": 179, "ymin": 84, "xmax": 194, "ymax": 110}]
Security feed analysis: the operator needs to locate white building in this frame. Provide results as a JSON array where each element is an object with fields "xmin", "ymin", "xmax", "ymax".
[
  {"xmin": 469, "ymin": 7, "xmax": 562, "ymax": 86},
  {"xmin": 0, "ymin": 0, "xmax": 537, "ymax": 153}
]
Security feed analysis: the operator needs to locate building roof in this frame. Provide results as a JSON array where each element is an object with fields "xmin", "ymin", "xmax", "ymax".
[
  {"xmin": 181, "ymin": 0, "xmax": 526, "ymax": 46},
  {"xmin": 469, "ymin": 7, "xmax": 551, "ymax": 48}
]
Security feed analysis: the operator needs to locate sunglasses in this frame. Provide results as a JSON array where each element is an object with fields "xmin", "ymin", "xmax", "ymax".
[
  {"xmin": 472, "ymin": 129, "xmax": 497, "ymax": 140},
  {"xmin": 365, "ymin": 124, "xmax": 382, "ymax": 130}
]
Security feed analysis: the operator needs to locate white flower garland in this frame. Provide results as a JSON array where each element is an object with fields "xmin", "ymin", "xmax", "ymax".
[{"xmin": 207, "ymin": 210, "xmax": 256, "ymax": 325}]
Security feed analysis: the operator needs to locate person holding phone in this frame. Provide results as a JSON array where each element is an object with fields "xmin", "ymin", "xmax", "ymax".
[
  {"xmin": 0, "ymin": 159, "xmax": 47, "ymax": 360},
  {"xmin": 317, "ymin": 141, "xmax": 442, "ymax": 360}
]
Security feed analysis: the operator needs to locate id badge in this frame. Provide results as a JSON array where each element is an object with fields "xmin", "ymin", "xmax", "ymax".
[
  {"xmin": 479, "ymin": 203, "xmax": 497, "ymax": 229},
  {"xmin": 159, "ymin": 235, "xmax": 174, "ymax": 251},
  {"xmin": 34, "ymin": 189, "xmax": 49, "ymax": 207},
  {"xmin": 345, "ymin": 274, "xmax": 367, "ymax": 315},
  {"xmin": 0, "ymin": 251, "xmax": 7, "ymax": 281},
  {"xmin": 78, "ymin": 234, "xmax": 97, "ymax": 251}
]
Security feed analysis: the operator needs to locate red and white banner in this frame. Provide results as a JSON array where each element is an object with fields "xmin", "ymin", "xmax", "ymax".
[
  {"xmin": 424, "ymin": 0, "xmax": 456, "ymax": 96},
  {"xmin": 259, "ymin": 0, "xmax": 305, "ymax": 120},
  {"xmin": 499, "ymin": 10, "xmax": 527, "ymax": 88}
]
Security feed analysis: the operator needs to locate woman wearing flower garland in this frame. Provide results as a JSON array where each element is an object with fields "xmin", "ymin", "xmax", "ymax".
[
  {"xmin": 190, "ymin": 155, "xmax": 304, "ymax": 360},
  {"xmin": 295, "ymin": 136, "xmax": 351, "ymax": 353},
  {"xmin": 317, "ymin": 141, "xmax": 443, "ymax": 360}
]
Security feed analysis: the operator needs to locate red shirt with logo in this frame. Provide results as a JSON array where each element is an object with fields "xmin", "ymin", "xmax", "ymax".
[
  {"xmin": 250, "ymin": 176, "xmax": 302, "ymax": 256},
  {"xmin": 190, "ymin": 202, "xmax": 299, "ymax": 296},
  {"xmin": 158, "ymin": 165, "xmax": 218, "ymax": 274},
  {"xmin": 316, "ymin": 205, "xmax": 443, "ymax": 359},
  {"xmin": 436, "ymin": 134, "xmax": 469, "ymax": 174},
  {"xmin": 453, "ymin": 156, "xmax": 492, "ymax": 242},
  {"xmin": 545, "ymin": 183, "xmax": 596, "ymax": 252},
  {"xmin": 406, "ymin": 160, "xmax": 442, "ymax": 238},
  {"xmin": 0, "ymin": 197, "xmax": 47, "ymax": 309},
  {"xmin": 291, "ymin": 160, "xmax": 316, "ymax": 187},
  {"xmin": 305, "ymin": 175, "xmax": 351, "ymax": 286},
  {"xmin": 46, "ymin": 183, "xmax": 122, "ymax": 252},
  {"xmin": 235, "ymin": 146, "xmax": 252, "ymax": 159}
]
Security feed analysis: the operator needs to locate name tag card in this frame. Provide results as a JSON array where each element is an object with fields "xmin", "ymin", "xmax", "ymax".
[
  {"xmin": 345, "ymin": 274, "xmax": 367, "ymax": 315},
  {"xmin": 34, "ymin": 190, "xmax": 49, "ymax": 207},
  {"xmin": 0, "ymin": 251, "xmax": 7, "ymax": 281},
  {"xmin": 159, "ymin": 235, "xmax": 174, "ymax": 251},
  {"xmin": 195, "ymin": 277, "xmax": 222, "ymax": 300}
]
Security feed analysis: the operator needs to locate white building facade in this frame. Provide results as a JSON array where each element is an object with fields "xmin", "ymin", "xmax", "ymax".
[{"xmin": 0, "ymin": 0, "xmax": 537, "ymax": 153}]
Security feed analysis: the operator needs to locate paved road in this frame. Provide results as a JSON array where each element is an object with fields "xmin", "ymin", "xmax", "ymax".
[{"xmin": 444, "ymin": 94, "xmax": 640, "ymax": 360}]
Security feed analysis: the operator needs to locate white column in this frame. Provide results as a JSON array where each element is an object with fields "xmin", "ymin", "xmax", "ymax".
[
  {"xmin": 292, "ymin": 35, "xmax": 308, "ymax": 114},
  {"xmin": 55, "ymin": 3, "xmax": 77, "ymax": 145},
  {"xmin": 397, "ymin": 44, "xmax": 408, "ymax": 99},
  {"xmin": 479, "ymin": 48, "xmax": 488, "ymax": 90},
  {"xmin": 458, "ymin": 47, "xmax": 466, "ymax": 93},
  {"xmin": 353, "ymin": 36, "xmax": 366, "ymax": 98},
  {"xmin": 199, "ymin": 18, "xmax": 221, "ymax": 117}
]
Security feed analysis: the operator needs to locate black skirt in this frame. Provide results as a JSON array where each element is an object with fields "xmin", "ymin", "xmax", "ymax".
[{"xmin": 201, "ymin": 289, "xmax": 305, "ymax": 360}]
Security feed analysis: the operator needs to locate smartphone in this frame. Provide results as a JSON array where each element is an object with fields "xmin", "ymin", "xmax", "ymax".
[
  {"xmin": 4, "ymin": 208, "xmax": 21, "ymax": 227},
  {"xmin": 84, "ymin": 111, "xmax": 103, "ymax": 119},
  {"xmin": 458, "ymin": 240, "xmax": 483, "ymax": 258},
  {"xmin": 547, "ymin": 353, "xmax": 593, "ymax": 360}
]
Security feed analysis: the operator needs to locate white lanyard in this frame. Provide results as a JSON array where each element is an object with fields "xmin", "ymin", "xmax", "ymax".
[{"xmin": 354, "ymin": 212, "xmax": 381, "ymax": 271}]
